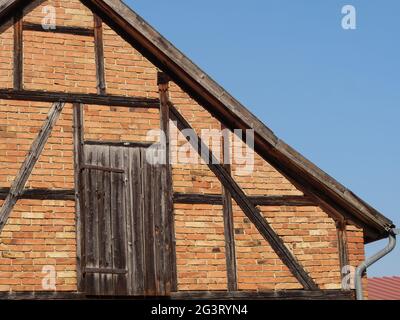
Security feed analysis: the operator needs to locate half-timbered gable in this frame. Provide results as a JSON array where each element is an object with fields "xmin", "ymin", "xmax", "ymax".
[{"xmin": 0, "ymin": 0, "xmax": 394, "ymax": 299}]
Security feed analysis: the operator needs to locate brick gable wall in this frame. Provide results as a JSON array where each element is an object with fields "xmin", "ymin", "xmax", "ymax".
[{"xmin": 0, "ymin": 0, "xmax": 366, "ymax": 293}]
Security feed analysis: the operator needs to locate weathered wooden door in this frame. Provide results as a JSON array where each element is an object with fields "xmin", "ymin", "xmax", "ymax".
[{"xmin": 81, "ymin": 143, "xmax": 172, "ymax": 296}]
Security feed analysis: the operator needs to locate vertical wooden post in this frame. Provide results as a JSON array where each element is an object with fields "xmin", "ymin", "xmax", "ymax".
[
  {"xmin": 73, "ymin": 103, "xmax": 85, "ymax": 292},
  {"xmin": 93, "ymin": 14, "xmax": 106, "ymax": 95},
  {"xmin": 158, "ymin": 71, "xmax": 177, "ymax": 293},
  {"xmin": 336, "ymin": 219, "xmax": 349, "ymax": 289},
  {"xmin": 13, "ymin": 8, "xmax": 23, "ymax": 90},
  {"xmin": 221, "ymin": 125, "xmax": 238, "ymax": 291}
]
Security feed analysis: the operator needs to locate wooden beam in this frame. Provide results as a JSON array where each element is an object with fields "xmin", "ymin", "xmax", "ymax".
[
  {"xmin": 0, "ymin": 289, "xmax": 354, "ymax": 300},
  {"xmin": 13, "ymin": 7, "xmax": 23, "ymax": 90},
  {"xmin": 158, "ymin": 71, "xmax": 177, "ymax": 293},
  {"xmin": 221, "ymin": 125, "xmax": 237, "ymax": 291},
  {"xmin": 84, "ymin": 140, "xmax": 153, "ymax": 148},
  {"xmin": 171, "ymin": 290, "xmax": 355, "ymax": 300},
  {"xmin": 336, "ymin": 220, "xmax": 350, "ymax": 289},
  {"xmin": 173, "ymin": 193, "xmax": 316, "ymax": 206},
  {"xmin": 0, "ymin": 102, "xmax": 65, "ymax": 234},
  {"xmin": 93, "ymin": 14, "xmax": 106, "ymax": 94},
  {"xmin": 23, "ymin": 22, "xmax": 95, "ymax": 36},
  {"xmin": 168, "ymin": 103, "xmax": 318, "ymax": 290},
  {"xmin": 0, "ymin": 188, "xmax": 75, "ymax": 200},
  {"xmin": 0, "ymin": 89, "xmax": 159, "ymax": 108},
  {"xmin": 0, "ymin": 189, "xmax": 316, "ymax": 206},
  {"xmin": 249, "ymin": 195, "xmax": 315, "ymax": 206},
  {"xmin": 0, "ymin": 291, "xmax": 85, "ymax": 300},
  {"xmin": 73, "ymin": 103, "xmax": 85, "ymax": 292}
]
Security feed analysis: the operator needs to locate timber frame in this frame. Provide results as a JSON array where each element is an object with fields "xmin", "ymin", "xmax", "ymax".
[{"xmin": 0, "ymin": 0, "xmax": 395, "ymax": 300}]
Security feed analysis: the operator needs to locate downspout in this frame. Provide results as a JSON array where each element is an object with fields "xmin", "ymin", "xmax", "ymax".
[{"xmin": 355, "ymin": 228, "xmax": 399, "ymax": 300}]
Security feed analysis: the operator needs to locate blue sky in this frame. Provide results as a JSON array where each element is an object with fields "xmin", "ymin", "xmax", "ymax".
[{"xmin": 126, "ymin": 0, "xmax": 400, "ymax": 276}]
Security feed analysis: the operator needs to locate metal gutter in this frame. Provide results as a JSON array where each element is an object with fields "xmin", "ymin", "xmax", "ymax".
[{"xmin": 355, "ymin": 228, "xmax": 399, "ymax": 300}]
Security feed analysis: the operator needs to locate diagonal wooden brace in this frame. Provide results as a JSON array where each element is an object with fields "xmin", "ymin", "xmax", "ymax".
[
  {"xmin": 168, "ymin": 102, "xmax": 318, "ymax": 290},
  {"xmin": 0, "ymin": 101, "xmax": 65, "ymax": 234}
]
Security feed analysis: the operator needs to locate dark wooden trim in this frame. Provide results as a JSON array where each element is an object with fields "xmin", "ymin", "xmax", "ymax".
[
  {"xmin": 0, "ymin": 289, "xmax": 354, "ymax": 300},
  {"xmin": 171, "ymin": 290, "xmax": 355, "ymax": 300},
  {"xmin": 0, "ymin": 188, "xmax": 75, "ymax": 200},
  {"xmin": 0, "ymin": 89, "xmax": 160, "ymax": 108},
  {"xmin": 249, "ymin": 195, "xmax": 315, "ymax": 206},
  {"xmin": 158, "ymin": 72, "xmax": 177, "ymax": 293},
  {"xmin": 84, "ymin": 140, "xmax": 153, "ymax": 148},
  {"xmin": 169, "ymin": 103, "xmax": 318, "ymax": 290},
  {"xmin": 0, "ymin": 189, "xmax": 316, "ymax": 206},
  {"xmin": 157, "ymin": 71, "xmax": 170, "ymax": 85},
  {"xmin": 82, "ymin": 164, "xmax": 125, "ymax": 173},
  {"xmin": 173, "ymin": 193, "xmax": 223, "ymax": 205},
  {"xmin": 173, "ymin": 193, "xmax": 316, "ymax": 207},
  {"xmin": 0, "ymin": 102, "xmax": 65, "ymax": 234},
  {"xmin": 221, "ymin": 125, "xmax": 237, "ymax": 291},
  {"xmin": 73, "ymin": 103, "xmax": 85, "ymax": 293},
  {"xmin": 336, "ymin": 220, "xmax": 350, "ymax": 289},
  {"xmin": 13, "ymin": 8, "xmax": 23, "ymax": 90},
  {"xmin": 93, "ymin": 14, "xmax": 106, "ymax": 94},
  {"xmin": 22, "ymin": 22, "xmax": 95, "ymax": 36},
  {"xmin": 84, "ymin": 267, "xmax": 128, "ymax": 274},
  {"xmin": 0, "ymin": 291, "xmax": 85, "ymax": 300}
]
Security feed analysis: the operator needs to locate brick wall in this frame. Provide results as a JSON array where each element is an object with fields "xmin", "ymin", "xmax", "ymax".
[
  {"xmin": 347, "ymin": 224, "xmax": 368, "ymax": 297},
  {"xmin": 0, "ymin": 21, "xmax": 13, "ymax": 88},
  {"xmin": 0, "ymin": 0, "xmax": 367, "ymax": 293}
]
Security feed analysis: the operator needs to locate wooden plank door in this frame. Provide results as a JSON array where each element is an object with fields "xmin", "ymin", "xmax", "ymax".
[
  {"xmin": 81, "ymin": 145, "xmax": 128, "ymax": 296},
  {"xmin": 81, "ymin": 143, "xmax": 173, "ymax": 296}
]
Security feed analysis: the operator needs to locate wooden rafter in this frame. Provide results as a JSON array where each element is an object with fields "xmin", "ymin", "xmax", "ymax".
[
  {"xmin": 0, "ymin": 101, "xmax": 65, "ymax": 234},
  {"xmin": 168, "ymin": 103, "xmax": 318, "ymax": 290}
]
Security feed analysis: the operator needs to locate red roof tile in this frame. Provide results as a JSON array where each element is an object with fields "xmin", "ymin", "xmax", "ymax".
[{"xmin": 368, "ymin": 276, "xmax": 400, "ymax": 300}]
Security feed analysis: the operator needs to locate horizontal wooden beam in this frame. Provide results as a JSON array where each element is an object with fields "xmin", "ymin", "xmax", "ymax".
[
  {"xmin": 173, "ymin": 193, "xmax": 316, "ymax": 206},
  {"xmin": 0, "ymin": 289, "xmax": 354, "ymax": 300},
  {"xmin": 0, "ymin": 190, "xmax": 315, "ymax": 207},
  {"xmin": 0, "ymin": 291, "xmax": 84, "ymax": 300},
  {"xmin": 171, "ymin": 290, "xmax": 355, "ymax": 300},
  {"xmin": 0, "ymin": 89, "xmax": 160, "ymax": 108},
  {"xmin": 84, "ymin": 267, "xmax": 128, "ymax": 274},
  {"xmin": 23, "ymin": 22, "xmax": 95, "ymax": 36},
  {"xmin": 0, "ymin": 188, "xmax": 75, "ymax": 201},
  {"xmin": 84, "ymin": 140, "xmax": 154, "ymax": 148}
]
